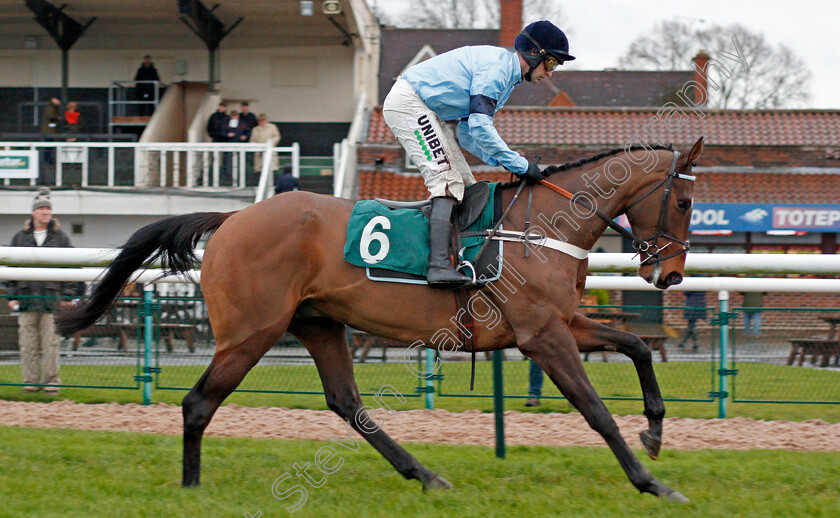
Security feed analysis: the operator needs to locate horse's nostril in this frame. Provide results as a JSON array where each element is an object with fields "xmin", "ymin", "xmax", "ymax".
[{"xmin": 666, "ymin": 272, "xmax": 683, "ymax": 286}]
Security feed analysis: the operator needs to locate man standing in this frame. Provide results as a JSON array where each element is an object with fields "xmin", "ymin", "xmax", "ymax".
[
  {"xmin": 134, "ymin": 55, "xmax": 160, "ymax": 116},
  {"xmin": 40, "ymin": 97, "xmax": 62, "ymax": 167},
  {"xmin": 7, "ymin": 188, "xmax": 75, "ymax": 394},
  {"xmin": 239, "ymin": 102, "xmax": 258, "ymax": 140},
  {"xmin": 206, "ymin": 102, "xmax": 229, "ymax": 143},
  {"xmin": 250, "ymin": 113, "xmax": 281, "ymax": 173},
  {"xmin": 40, "ymin": 97, "xmax": 61, "ymax": 135},
  {"xmin": 382, "ymin": 20, "xmax": 573, "ymax": 286}
]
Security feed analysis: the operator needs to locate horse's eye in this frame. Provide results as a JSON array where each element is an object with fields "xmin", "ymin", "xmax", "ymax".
[{"xmin": 677, "ymin": 200, "xmax": 691, "ymax": 211}]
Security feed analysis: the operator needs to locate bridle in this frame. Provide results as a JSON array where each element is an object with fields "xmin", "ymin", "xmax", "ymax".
[{"xmin": 538, "ymin": 150, "xmax": 696, "ymax": 267}]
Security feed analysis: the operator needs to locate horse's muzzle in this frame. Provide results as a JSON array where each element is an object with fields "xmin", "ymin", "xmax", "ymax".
[{"xmin": 664, "ymin": 272, "xmax": 683, "ymax": 287}]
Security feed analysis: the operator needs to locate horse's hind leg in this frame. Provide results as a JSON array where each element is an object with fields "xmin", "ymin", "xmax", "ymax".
[
  {"xmin": 182, "ymin": 327, "xmax": 281, "ymax": 487},
  {"xmin": 520, "ymin": 319, "xmax": 686, "ymax": 502},
  {"xmin": 289, "ymin": 316, "xmax": 451, "ymax": 490},
  {"xmin": 569, "ymin": 314, "xmax": 665, "ymax": 460}
]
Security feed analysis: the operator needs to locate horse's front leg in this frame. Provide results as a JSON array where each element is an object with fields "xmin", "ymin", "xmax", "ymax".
[
  {"xmin": 519, "ymin": 318, "xmax": 687, "ymax": 502},
  {"xmin": 569, "ymin": 314, "xmax": 665, "ymax": 460}
]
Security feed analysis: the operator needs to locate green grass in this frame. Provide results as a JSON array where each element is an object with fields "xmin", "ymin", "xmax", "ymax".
[
  {"xmin": 2, "ymin": 360, "xmax": 839, "ymax": 422},
  {"xmin": 1, "ymin": 426, "xmax": 838, "ymax": 518}
]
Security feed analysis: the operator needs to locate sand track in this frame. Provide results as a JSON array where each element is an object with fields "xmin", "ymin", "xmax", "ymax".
[{"xmin": 2, "ymin": 400, "xmax": 839, "ymax": 451}]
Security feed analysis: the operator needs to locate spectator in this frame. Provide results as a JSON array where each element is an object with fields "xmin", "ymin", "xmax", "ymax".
[
  {"xmin": 239, "ymin": 102, "xmax": 258, "ymax": 140},
  {"xmin": 678, "ymin": 291, "xmax": 707, "ymax": 351},
  {"xmin": 40, "ymin": 97, "xmax": 61, "ymax": 134},
  {"xmin": 6, "ymin": 188, "xmax": 75, "ymax": 395},
  {"xmin": 62, "ymin": 101, "xmax": 82, "ymax": 142},
  {"xmin": 134, "ymin": 55, "xmax": 160, "ymax": 116},
  {"xmin": 274, "ymin": 164, "xmax": 300, "ymax": 194},
  {"xmin": 206, "ymin": 102, "xmax": 228, "ymax": 143},
  {"xmin": 221, "ymin": 110, "xmax": 248, "ymax": 184},
  {"xmin": 40, "ymin": 97, "xmax": 61, "ymax": 166},
  {"xmin": 250, "ymin": 113, "xmax": 281, "ymax": 173},
  {"xmin": 742, "ymin": 292, "xmax": 765, "ymax": 338},
  {"xmin": 524, "ymin": 359, "xmax": 543, "ymax": 407},
  {"xmin": 225, "ymin": 110, "xmax": 249, "ymax": 143}
]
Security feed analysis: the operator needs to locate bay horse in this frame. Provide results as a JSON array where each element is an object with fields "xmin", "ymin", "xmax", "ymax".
[{"xmin": 57, "ymin": 137, "xmax": 703, "ymax": 502}]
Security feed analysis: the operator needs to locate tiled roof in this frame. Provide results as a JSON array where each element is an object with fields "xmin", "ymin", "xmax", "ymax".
[
  {"xmin": 365, "ymin": 107, "xmax": 840, "ymax": 147},
  {"xmin": 357, "ymin": 170, "xmax": 840, "ymax": 204},
  {"xmin": 697, "ymin": 173, "xmax": 840, "ymax": 204},
  {"xmin": 357, "ymin": 170, "xmax": 511, "ymax": 201}
]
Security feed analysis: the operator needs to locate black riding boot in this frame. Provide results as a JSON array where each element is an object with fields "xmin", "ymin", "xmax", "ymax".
[{"xmin": 427, "ymin": 197, "xmax": 472, "ymax": 288}]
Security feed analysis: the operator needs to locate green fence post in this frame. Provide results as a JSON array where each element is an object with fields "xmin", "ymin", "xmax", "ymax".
[
  {"xmin": 718, "ymin": 290, "xmax": 729, "ymax": 418},
  {"xmin": 492, "ymin": 350, "xmax": 505, "ymax": 459},
  {"xmin": 424, "ymin": 348, "xmax": 436, "ymax": 410},
  {"xmin": 142, "ymin": 285, "xmax": 154, "ymax": 405}
]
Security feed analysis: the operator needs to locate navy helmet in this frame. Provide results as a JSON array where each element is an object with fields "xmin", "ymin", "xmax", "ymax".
[{"xmin": 515, "ymin": 20, "xmax": 575, "ymax": 74}]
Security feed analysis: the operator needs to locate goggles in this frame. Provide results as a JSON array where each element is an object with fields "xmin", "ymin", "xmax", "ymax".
[{"xmin": 543, "ymin": 55, "xmax": 562, "ymax": 72}]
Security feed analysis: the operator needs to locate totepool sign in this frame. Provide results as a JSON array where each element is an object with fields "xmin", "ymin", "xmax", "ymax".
[
  {"xmin": 0, "ymin": 151, "xmax": 38, "ymax": 179},
  {"xmin": 690, "ymin": 203, "xmax": 840, "ymax": 233}
]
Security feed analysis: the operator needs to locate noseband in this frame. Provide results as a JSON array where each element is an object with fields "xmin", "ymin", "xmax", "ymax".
[{"xmin": 538, "ymin": 150, "xmax": 695, "ymax": 267}]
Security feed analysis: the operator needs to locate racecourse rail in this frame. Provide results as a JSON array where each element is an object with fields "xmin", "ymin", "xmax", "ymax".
[{"xmin": 2, "ymin": 248, "xmax": 840, "ymax": 456}]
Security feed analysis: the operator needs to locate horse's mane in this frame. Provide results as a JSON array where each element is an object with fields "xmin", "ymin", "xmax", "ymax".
[{"xmin": 500, "ymin": 144, "xmax": 674, "ymax": 187}]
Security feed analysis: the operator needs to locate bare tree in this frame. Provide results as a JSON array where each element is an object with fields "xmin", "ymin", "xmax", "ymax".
[
  {"xmin": 619, "ymin": 20, "xmax": 812, "ymax": 109},
  {"xmin": 375, "ymin": 0, "xmax": 566, "ymax": 30}
]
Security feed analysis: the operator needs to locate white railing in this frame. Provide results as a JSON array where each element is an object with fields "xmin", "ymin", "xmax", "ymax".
[
  {"xmin": 255, "ymin": 142, "xmax": 300, "ymax": 203},
  {"xmin": 0, "ymin": 141, "xmax": 299, "ymax": 190},
  {"xmin": 334, "ymin": 91, "xmax": 367, "ymax": 198},
  {"xmin": 2, "ymin": 249, "xmax": 839, "ymax": 291}
]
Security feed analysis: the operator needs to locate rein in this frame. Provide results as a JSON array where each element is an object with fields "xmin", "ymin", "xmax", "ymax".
[{"xmin": 538, "ymin": 150, "xmax": 694, "ymax": 266}]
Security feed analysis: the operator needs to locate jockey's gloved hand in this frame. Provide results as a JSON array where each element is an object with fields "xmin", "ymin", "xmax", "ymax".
[{"xmin": 523, "ymin": 160, "xmax": 546, "ymax": 184}]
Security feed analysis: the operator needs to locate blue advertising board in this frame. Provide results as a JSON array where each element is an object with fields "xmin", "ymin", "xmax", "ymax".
[{"xmin": 689, "ymin": 204, "xmax": 840, "ymax": 233}]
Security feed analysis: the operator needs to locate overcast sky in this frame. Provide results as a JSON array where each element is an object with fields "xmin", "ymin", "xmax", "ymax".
[{"xmin": 368, "ymin": 0, "xmax": 838, "ymax": 109}]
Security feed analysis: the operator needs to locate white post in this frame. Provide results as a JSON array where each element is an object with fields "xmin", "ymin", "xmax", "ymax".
[
  {"xmin": 186, "ymin": 150, "xmax": 195, "ymax": 188},
  {"xmin": 212, "ymin": 150, "xmax": 220, "ymax": 187},
  {"xmin": 55, "ymin": 144, "xmax": 63, "ymax": 186},
  {"xmin": 239, "ymin": 150, "xmax": 246, "ymax": 188},
  {"xmin": 107, "ymin": 146, "xmax": 115, "ymax": 187},
  {"xmin": 160, "ymin": 149, "xmax": 168, "ymax": 187},
  {"xmin": 173, "ymin": 150, "xmax": 181, "ymax": 187},
  {"xmin": 81, "ymin": 148, "xmax": 89, "ymax": 187},
  {"xmin": 292, "ymin": 142, "xmax": 300, "ymax": 179}
]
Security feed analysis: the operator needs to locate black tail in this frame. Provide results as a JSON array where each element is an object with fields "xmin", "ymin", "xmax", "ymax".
[{"xmin": 56, "ymin": 212, "xmax": 233, "ymax": 335}]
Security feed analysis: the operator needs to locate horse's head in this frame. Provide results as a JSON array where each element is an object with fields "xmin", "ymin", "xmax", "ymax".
[{"xmin": 626, "ymin": 137, "xmax": 703, "ymax": 289}]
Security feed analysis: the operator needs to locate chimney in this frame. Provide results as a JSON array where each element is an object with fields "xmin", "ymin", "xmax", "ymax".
[
  {"xmin": 691, "ymin": 49, "xmax": 711, "ymax": 105},
  {"xmin": 499, "ymin": 0, "xmax": 523, "ymax": 47}
]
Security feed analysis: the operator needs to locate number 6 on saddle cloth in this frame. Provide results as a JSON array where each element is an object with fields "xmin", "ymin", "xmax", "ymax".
[{"xmin": 343, "ymin": 182, "xmax": 505, "ymax": 285}]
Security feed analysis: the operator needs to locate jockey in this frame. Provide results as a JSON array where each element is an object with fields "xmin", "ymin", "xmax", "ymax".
[{"xmin": 382, "ymin": 20, "xmax": 574, "ymax": 288}]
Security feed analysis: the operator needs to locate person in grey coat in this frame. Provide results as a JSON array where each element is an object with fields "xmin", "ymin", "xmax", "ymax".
[{"xmin": 6, "ymin": 188, "xmax": 75, "ymax": 394}]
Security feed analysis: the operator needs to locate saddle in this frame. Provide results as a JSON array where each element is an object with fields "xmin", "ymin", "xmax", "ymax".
[
  {"xmin": 341, "ymin": 182, "xmax": 503, "ymax": 285},
  {"xmin": 375, "ymin": 181, "xmax": 492, "ymax": 231}
]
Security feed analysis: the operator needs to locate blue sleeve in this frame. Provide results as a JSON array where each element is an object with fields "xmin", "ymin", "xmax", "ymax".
[
  {"xmin": 459, "ymin": 65, "xmax": 529, "ymax": 174},
  {"xmin": 457, "ymin": 120, "xmax": 498, "ymax": 166},
  {"xmin": 464, "ymin": 113, "xmax": 529, "ymax": 174}
]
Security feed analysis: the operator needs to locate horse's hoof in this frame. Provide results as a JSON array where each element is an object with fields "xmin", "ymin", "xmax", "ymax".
[
  {"xmin": 640, "ymin": 430, "xmax": 661, "ymax": 460},
  {"xmin": 665, "ymin": 490, "xmax": 690, "ymax": 503},
  {"xmin": 422, "ymin": 474, "xmax": 453, "ymax": 491}
]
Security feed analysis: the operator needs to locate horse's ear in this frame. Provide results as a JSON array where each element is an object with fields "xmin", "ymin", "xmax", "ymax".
[{"xmin": 687, "ymin": 136, "xmax": 704, "ymax": 164}]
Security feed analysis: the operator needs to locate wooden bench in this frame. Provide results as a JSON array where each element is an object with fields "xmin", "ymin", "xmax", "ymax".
[
  {"xmin": 638, "ymin": 334, "xmax": 668, "ymax": 362},
  {"xmin": 787, "ymin": 339, "xmax": 840, "ymax": 367}
]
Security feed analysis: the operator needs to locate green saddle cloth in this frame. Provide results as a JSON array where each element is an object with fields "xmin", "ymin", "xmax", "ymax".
[{"xmin": 344, "ymin": 183, "xmax": 498, "ymax": 277}]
